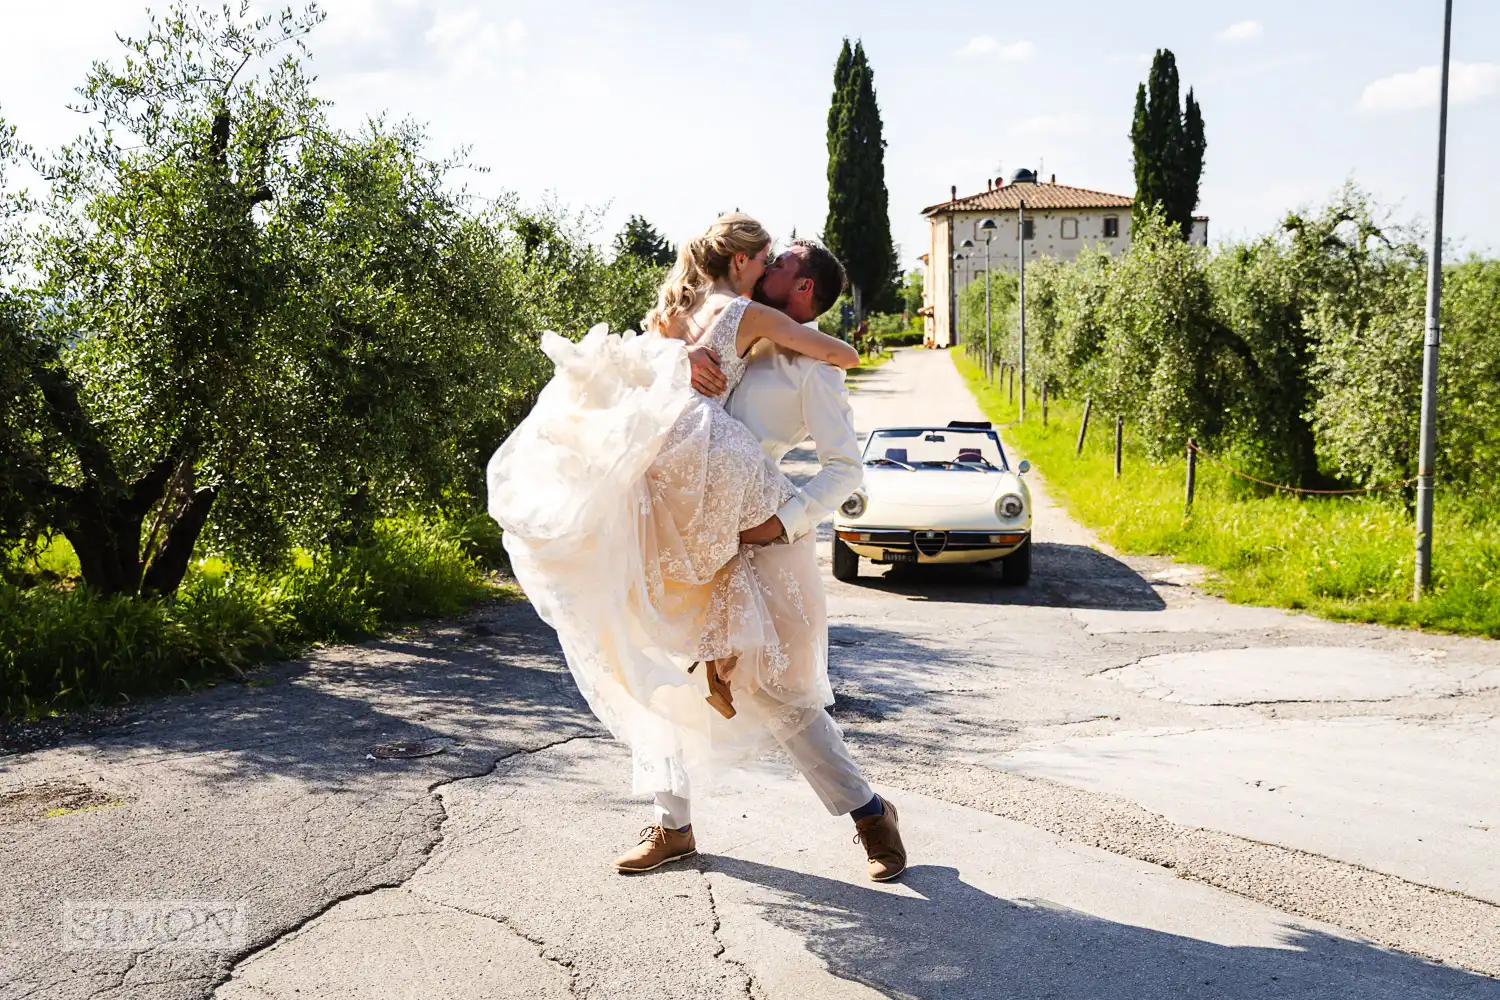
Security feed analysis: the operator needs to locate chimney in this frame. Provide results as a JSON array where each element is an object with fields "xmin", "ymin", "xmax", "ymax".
[
  {"xmin": 951, "ymin": 184, "xmax": 957, "ymax": 202},
  {"xmin": 1050, "ymin": 173, "xmax": 1056, "ymax": 184},
  {"xmin": 987, "ymin": 179, "xmax": 993, "ymax": 192}
]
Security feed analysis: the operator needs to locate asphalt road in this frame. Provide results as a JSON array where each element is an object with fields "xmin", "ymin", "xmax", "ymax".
[{"xmin": 3, "ymin": 348, "xmax": 1497, "ymax": 999}]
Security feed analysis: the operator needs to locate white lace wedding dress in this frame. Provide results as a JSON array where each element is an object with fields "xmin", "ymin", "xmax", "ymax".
[{"xmin": 487, "ymin": 297, "xmax": 832, "ymax": 798}]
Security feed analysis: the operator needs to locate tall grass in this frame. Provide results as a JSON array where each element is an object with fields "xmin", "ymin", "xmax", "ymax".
[
  {"xmin": 1, "ymin": 514, "xmax": 503, "ymax": 718},
  {"xmin": 956, "ymin": 352, "xmax": 1500, "ymax": 637}
]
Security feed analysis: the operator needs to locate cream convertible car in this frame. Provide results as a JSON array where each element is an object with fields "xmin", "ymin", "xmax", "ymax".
[{"xmin": 832, "ymin": 421, "xmax": 1032, "ymax": 584}]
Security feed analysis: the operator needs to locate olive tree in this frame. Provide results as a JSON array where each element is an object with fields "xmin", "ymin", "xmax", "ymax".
[{"xmin": 1, "ymin": 4, "xmax": 660, "ymax": 596}]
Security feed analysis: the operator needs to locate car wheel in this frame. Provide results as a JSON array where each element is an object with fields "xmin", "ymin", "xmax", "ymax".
[
  {"xmin": 832, "ymin": 536, "xmax": 860, "ymax": 582},
  {"xmin": 1000, "ymin": 536, "xmax": 1032, "ymax": 586}
]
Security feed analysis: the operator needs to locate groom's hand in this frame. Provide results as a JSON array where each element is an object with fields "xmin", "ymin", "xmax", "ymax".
[
  {"xmin": 740, "ymin": 515, "xmax": 785, "ymax": 546},
  {"xmin": 687, "ymin": 344, "xmax": 727, "ymax": 396}
]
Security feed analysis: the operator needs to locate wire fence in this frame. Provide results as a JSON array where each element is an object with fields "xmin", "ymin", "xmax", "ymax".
[{"xmin": 1187, "ymin": 440, "xmax": 1418, "ymax": 497}]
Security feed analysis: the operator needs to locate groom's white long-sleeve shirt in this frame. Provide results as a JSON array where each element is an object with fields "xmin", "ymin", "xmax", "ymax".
[{"xmin": 726, "ymin": 339, "xmax": 864, "ymax": 543}]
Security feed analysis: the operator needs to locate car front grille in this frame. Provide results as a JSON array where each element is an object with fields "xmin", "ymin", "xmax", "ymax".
[{"xmin": 913, "ymin": 531, "xmax": 948, "ymax": 557}]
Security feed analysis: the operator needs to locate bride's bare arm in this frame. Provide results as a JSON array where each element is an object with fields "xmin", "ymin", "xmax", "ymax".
[{"xmin": 736, "ymin": 302, "xmax": 861, "ymax": 369}]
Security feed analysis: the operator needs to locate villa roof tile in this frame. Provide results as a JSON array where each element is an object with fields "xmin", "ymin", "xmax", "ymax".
[{"xmin": 922, "ymin": 182, "xmax": 1134, "ymax": 215}]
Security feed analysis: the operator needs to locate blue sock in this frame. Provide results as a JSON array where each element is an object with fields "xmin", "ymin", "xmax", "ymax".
[
  {"xmin": 674, "ymin": 824, "xmax": 692, "ymax": 833},
  {"xmin": 850, "ymin": 794, "xmax": 884, "ymax": 821}
]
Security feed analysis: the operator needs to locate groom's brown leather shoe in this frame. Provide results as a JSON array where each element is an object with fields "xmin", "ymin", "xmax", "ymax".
[
  {"xmin": 853, "ymin": 798, "xmax": 907, "ymax": 882},
  {"xmin": 614, "ymin": 825, "xmax": 697, "ymax": 873}
]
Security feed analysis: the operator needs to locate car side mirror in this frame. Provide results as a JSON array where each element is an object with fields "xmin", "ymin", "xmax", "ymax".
[{"xmin": 1017, "ymin": 460, "xmax": 1031, "ymax": 474}]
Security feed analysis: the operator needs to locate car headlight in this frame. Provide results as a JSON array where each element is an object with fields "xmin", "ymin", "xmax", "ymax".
[
  {"xmin": 840, "ymin": 491, "xmax": 867, "ymax": 518},
  {"xmin": 996, "ymin": 493, "xmax": 1024, "ymax": 519}
]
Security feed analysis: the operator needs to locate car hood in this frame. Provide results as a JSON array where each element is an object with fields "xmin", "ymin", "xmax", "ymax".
[{"xmin": 863, "ymin": 467, "xmax": 1014, "ymax": 506}]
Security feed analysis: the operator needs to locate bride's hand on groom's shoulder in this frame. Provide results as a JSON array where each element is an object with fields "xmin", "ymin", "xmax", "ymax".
[{"xmin": 687, "ymin": 344, "xmax": 727, "ymax": 396}]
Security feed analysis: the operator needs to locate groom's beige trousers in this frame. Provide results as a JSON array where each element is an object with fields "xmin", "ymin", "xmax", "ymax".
[
  {"xmin": 652, "ymin": 708, "xmax": 873, "ymax": 828},
  {"xmin": 650, "ymin": 535, "xmax": 874, "ymax": 829}
]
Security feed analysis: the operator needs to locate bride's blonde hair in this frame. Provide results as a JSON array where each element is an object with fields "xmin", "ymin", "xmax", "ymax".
[{"xmin": 644, "ymin": 212, "xmax": 771, "ymax": 334}]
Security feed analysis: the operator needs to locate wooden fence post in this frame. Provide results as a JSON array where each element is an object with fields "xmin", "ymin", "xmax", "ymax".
[
  {"xmin": 1185, "ymin": 438, "xmax": 1198, "ymax": 510},
  {"xmin": 1008, "ymin": 365, "xmax": 1015, "ymax": 403},
  {"xmin": 1076, "ymin": 399, "xmax": 1092, "ymax": 456},
  {"xmin": 1041, "ymin": 383, "xmax": 1048, "ymax": 426},
  {"xmin": 1114, "ymin": 415, "xmax": 1124, "ymax": 479}
]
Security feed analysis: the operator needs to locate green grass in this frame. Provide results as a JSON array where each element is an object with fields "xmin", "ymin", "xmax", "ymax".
[
  {"xmin": 851, "ymin": 348, "xmax": 894, "ymax": 374},
  {"xmin": 1, "ymin": 513, "xmax": 510, "ymax": 719},
  {"xmin": 954, "ymin": 350, "xmax": 1500, "ymax": 638}
]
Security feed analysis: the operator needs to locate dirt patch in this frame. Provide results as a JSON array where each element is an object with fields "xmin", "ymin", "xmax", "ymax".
[{"xmin": 0, "ymin": 780, "xmax": 123, "ymax": 823}]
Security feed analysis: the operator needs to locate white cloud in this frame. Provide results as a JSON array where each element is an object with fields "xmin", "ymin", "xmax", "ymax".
[
  {"xmin": 957, "ymin": 36, "xmax": 1036, "ymax": 61},
  {"xmin": 1011, "ymin": 114, "xmax": 1093, "ymax": 138},
  {"xmin": 423, "ymin": 9, "xmax": 526, "ymax": 82},
  {"xmin": 1216, "ymin": 20, "xmax": 1264, "ymax": 43},
  {"xmin": 1359, "ymin": 61, "xmax": 1500, "ymax": 113}
]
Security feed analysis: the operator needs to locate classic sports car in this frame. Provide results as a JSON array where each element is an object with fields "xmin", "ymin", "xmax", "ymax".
[{"xmin": 832, "ymin": 421, "xmax": 1032, "ymax": 584}]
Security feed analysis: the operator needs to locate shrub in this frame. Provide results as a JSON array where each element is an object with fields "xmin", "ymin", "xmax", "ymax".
[{"xmin": 1, "ymin": 514, "xmax": 496, "ymax": 717}]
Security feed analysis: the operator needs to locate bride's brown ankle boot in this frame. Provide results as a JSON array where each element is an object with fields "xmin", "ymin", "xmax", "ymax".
[{"xmin": 704, "ymin": 657, "xmax": 737, "ymax": 719}]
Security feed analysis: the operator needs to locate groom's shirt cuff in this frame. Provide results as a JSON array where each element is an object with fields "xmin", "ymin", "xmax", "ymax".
[{"xmin": 778, "ymin": 364, "xmax": 863, "ymax": 543}]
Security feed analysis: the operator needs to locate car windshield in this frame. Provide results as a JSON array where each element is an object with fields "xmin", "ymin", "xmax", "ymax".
[{"xmin": 863, "ymin": 428, "xmax": 1008, "ymax": 470}]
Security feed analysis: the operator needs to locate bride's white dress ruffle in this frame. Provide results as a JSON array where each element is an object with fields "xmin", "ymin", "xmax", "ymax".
[{"xmin": 487, "ymin": 299, "xmax": 832, "ymax": 796}]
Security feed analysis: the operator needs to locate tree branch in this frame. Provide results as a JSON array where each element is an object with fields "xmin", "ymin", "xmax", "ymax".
[{"xmin": 28, "ymin": 343, "xmax": 124, "ymax": 493}]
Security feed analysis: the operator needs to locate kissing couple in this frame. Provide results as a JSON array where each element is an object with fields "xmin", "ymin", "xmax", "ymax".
[{"xmin": 488, "ymin": 213, "xmax": 906, "ymax": 880}]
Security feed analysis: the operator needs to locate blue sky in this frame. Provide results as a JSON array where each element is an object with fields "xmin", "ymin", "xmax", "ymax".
[{"xmin": 3, "ymin": 1, "xmax": 1497, "ymax": 270}]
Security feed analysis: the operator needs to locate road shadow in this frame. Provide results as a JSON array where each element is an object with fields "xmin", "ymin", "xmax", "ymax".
[
  {"xmin": 833, "ymin": 541, "xmax": 1166, "ymax": 612},
  {"xmin": 708, "ymin": 858, "xmax": 1498, "ymax": 999},
  {"xmin": 3, "ymin": 599, "xmax": 600, "ymax": 791}
]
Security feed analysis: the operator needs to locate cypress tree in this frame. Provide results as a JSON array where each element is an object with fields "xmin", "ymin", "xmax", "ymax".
[
  {"xmin": 613, "ymin": 215, "xmax": 674, "ymax": 267},
  {"xmin": 828, "ymin": 39, "xmax": 852, "ymax": 156},
  {"xmin": 1130, "ymin": 49, "xmax": 1207, "ymax": 240},
  {"xmin": 1181, "ymin": 90, "xmax": 1207, "ymax": 234},
  {"xmin": 824, "ymin": 41, "xmax": 895, "ymax": 320}
]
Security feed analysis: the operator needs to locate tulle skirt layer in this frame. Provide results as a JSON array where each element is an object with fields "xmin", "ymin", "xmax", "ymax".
[{"xmin": 487, "ymin": 326, "xmax": 833, "ymax": 796}]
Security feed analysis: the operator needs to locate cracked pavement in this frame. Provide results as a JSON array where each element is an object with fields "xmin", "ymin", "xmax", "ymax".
[{"xmin": 3, "ymin": 349, "xmax": 1498, "ymax": 998}]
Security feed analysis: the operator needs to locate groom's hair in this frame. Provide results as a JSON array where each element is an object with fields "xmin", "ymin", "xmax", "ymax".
[{"xmin": 791, "ymin": 240, "xmax": 847, "ymax": 316}]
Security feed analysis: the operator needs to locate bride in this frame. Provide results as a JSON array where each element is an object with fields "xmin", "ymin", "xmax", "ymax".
[{"xmin": 488, "ymin": 212, "xmax": 859, "ymax": 800}]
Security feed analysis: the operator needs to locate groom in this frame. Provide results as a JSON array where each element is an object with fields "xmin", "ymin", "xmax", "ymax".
[{"xmin": 613, "ymin": 240, "xmax": 908, "ymax": 881}]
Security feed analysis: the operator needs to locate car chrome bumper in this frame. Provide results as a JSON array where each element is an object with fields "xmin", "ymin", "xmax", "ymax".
[{"xmin": 836, "ymin": 528, "xmax": 1028, "ymax": 565}]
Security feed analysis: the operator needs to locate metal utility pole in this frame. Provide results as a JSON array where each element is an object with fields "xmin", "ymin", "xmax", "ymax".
[
  {"xmin": 952, "ymin": 251, "xmax": 967, "ymax": 351},
  {"xmin": 1414, "ymin": 0, "xmax": 1453, "ymax": 599},
  {"xmin": 1018, "ymin": 200, "xmax": 1028, "ymax": 421},
  {"xmin": 981, "ymin": 218, "xmax": 997, "ymax": 382}
]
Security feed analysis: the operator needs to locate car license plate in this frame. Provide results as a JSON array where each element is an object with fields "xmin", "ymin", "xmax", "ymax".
[{"xmin": 878, "ymin": 550, "xmax": 917, "ymax": 564}]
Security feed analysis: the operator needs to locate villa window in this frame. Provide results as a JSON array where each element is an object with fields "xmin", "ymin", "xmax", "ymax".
[
  {"xmin": 1061, "ymin": 218, "xmax": 1079, "ymax": 240},
  {"xmin": 1022, "ymin": 220, "xmax": 1035, "ymax": 241},
  {"xmin": 1103, "ymin": 216, "xmax": 1120, "ymax": 239}
]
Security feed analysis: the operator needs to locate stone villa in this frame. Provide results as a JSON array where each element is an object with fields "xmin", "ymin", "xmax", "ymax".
[{"xmin": 919, "ymin": 169, "xmax": 1207, "ymax": 347}]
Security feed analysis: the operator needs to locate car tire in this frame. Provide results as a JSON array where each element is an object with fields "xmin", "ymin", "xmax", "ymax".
[
  {"xmin": 1000, "ymin": 536, "xmax": 1032, "ymax": 586},
  {"xmin": 832, "ymin": 536, "xmax": 860, "ymax": 582}
]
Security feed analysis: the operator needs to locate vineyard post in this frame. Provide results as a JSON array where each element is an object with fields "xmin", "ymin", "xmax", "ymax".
[
  {"xmin": 1185, "ymin": 438, "xmax": 1198, "ymax": 511},
  {"xmin": 1041, "ymin": 382, "xmax": 1048, "ymax": 426},
  {"xmin": 1114, "ymin": 416, "xmax": 1124, "ymax": 479},
  {"xmin": 1414, "ymin": 0, "xmax": 1452, "ymax": 599},
  {"xmin": 1076, "ymin": 398, "xmax": 1092, "ymax": 456}
]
